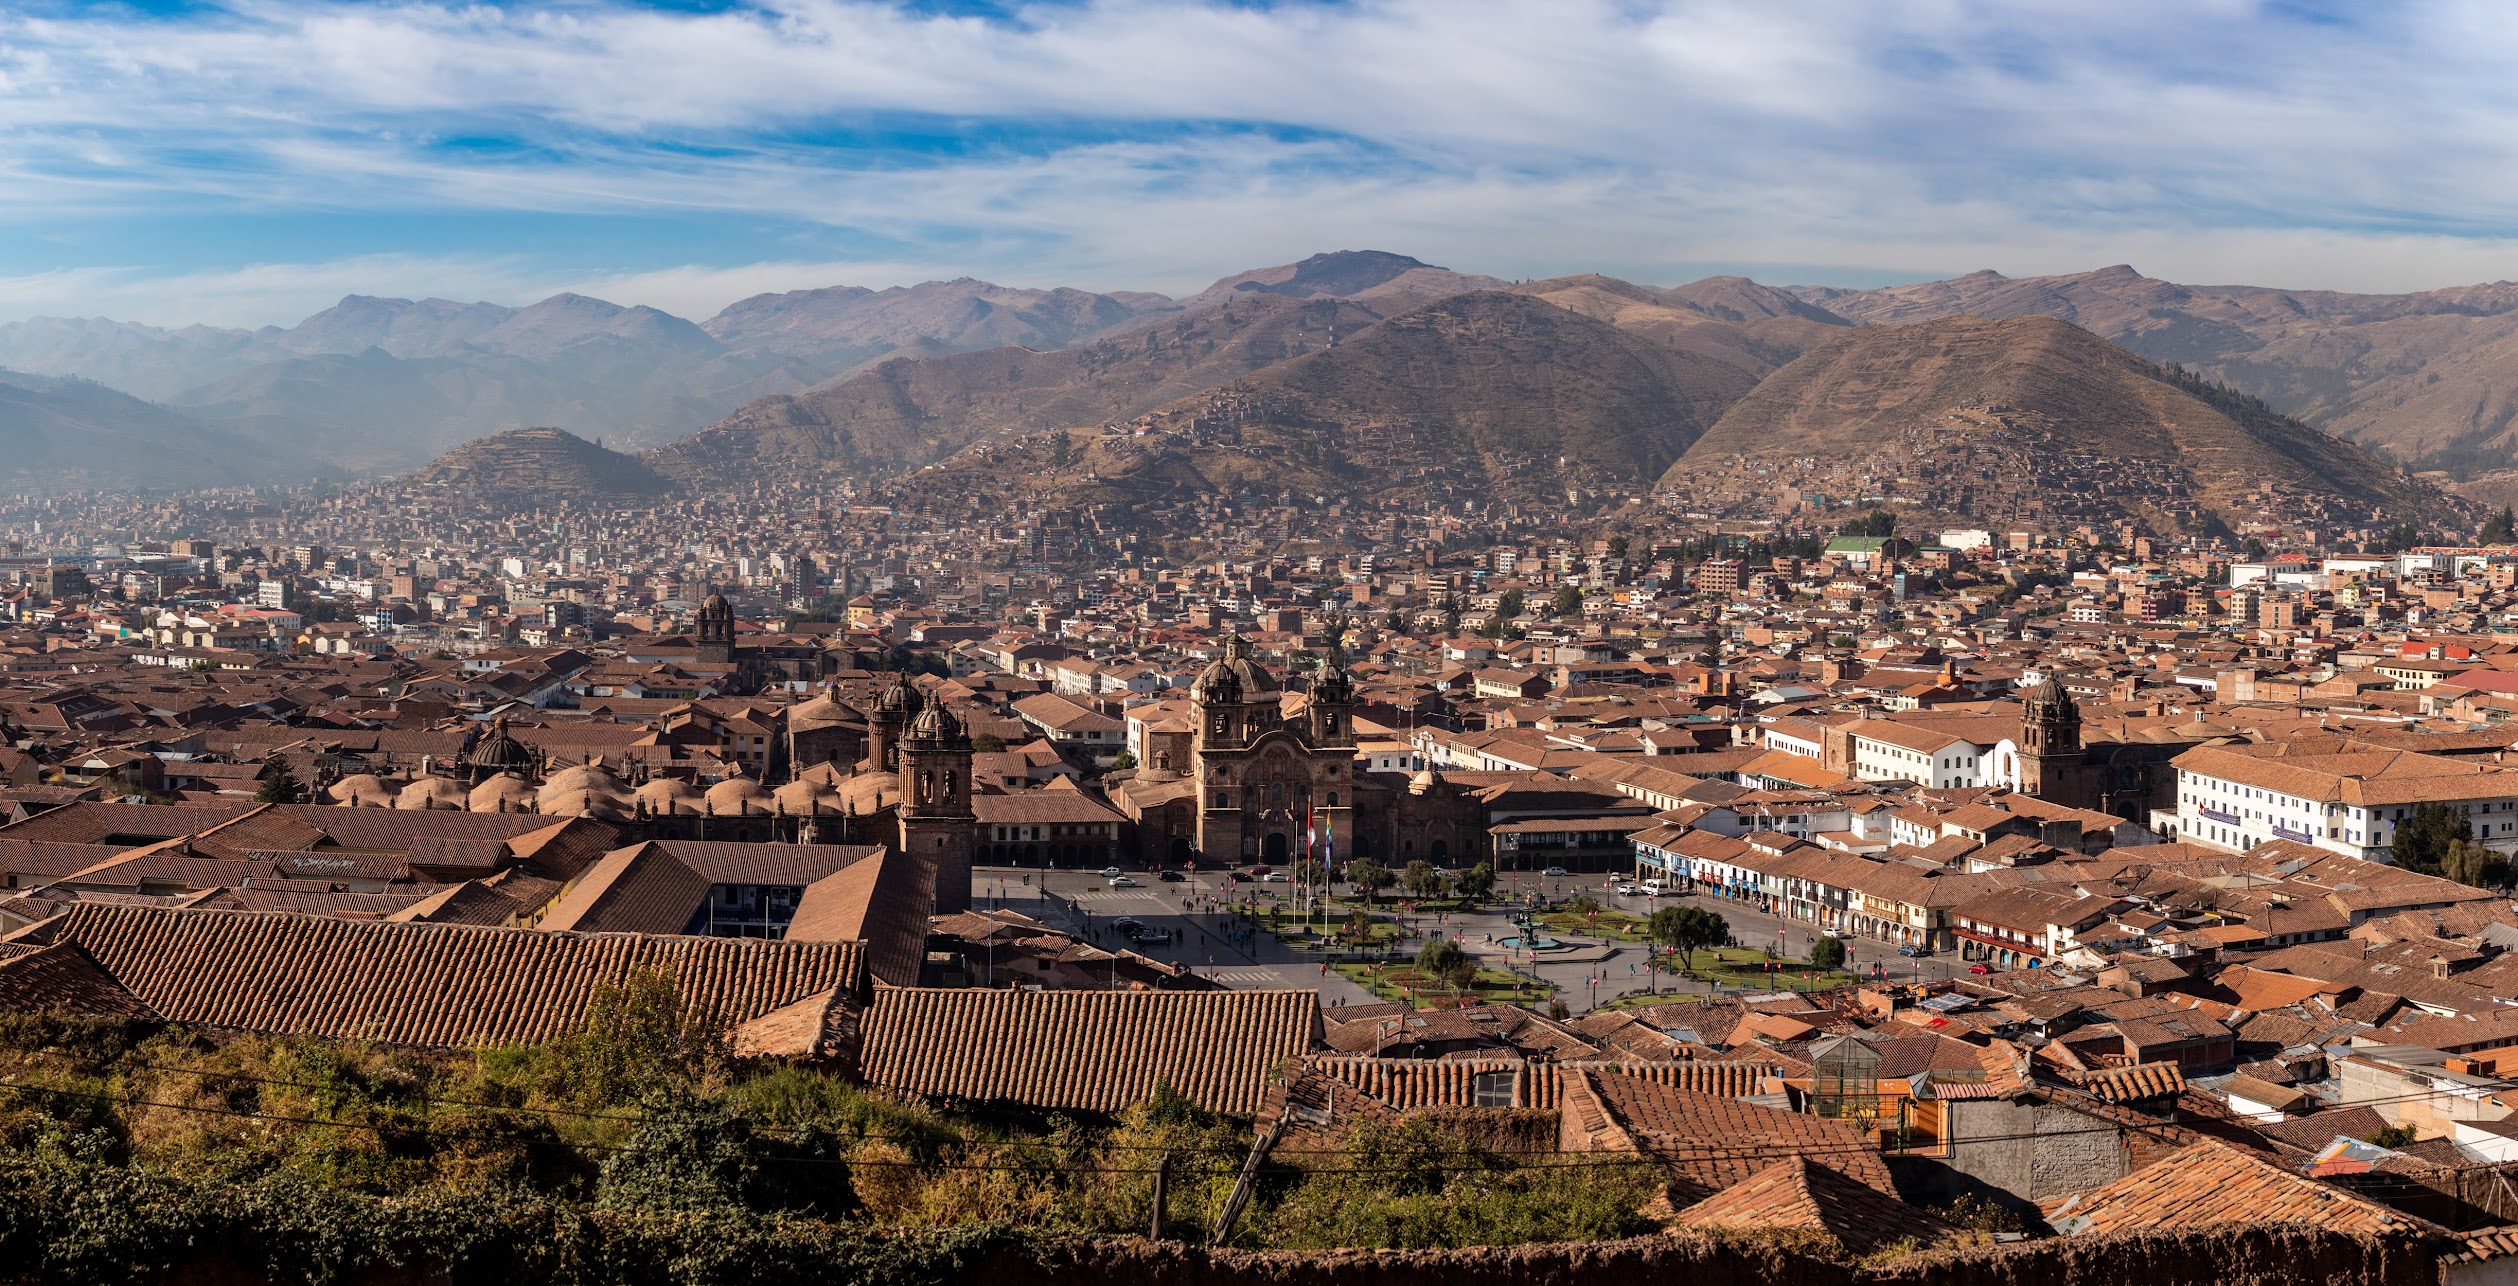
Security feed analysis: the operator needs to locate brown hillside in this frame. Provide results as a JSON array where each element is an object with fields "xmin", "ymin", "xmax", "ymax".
[
  {"xmin": 409, "ymin": 426, "xmax": 673, "ymax": 497},
  {"xmin": 1667, "ymin": 315, "xmax": 2430, "ymax": 512},
  {"xmin": 1512, "ymin": 275, "xmax": 1847, "ymax": 374},
  {"xmin": 887, "ymin": 291, "xmax": 1752, "ymax": 514},
  {"xmin": 648, "ymin": 295, "xmax": 1381, "ymax": 486},
  {"xmin": 1794, "ymin": 265, "xmax": 2518, "ymax": 471}
]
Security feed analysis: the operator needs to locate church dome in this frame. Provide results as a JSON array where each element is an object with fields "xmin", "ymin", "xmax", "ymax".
[
  {"xmin": 704, "ymin": 766, "xmax": 775, "ymax": 816},
  {"xmin": 873, "ymin": 672, "xmax": 925, "ymax": 720},
  {"xmin": 468, "ymin": 772, "xmax": 538, "ymax": 813},
  {"xmin": 904, "ymin": 700, "xmax": 969, "ymax": 748},
  {"xmin": 1409, "ymin": 768, "xmax": 1442, "ymax": 796},
  {"xmin": 703, "ymin": 592, "xmax": 729, "ymax": 613},
  {"xmin": 538, "ymin": 757, "xmax": 633, "ymax": 819},
  {"xmin": 1193, "ymin": 633, "xmax": 1277, "ymax": 704},
  {"xmin": 327, "ymin": 773, "xmax": 395, "ymax": 808},
  {"xmin": 772, "ymin": 777, "xmax": 843, "ymax": 816},
  {"xmin": 459, "ymin": 716, "xmax": 539, "ymax": 777},
  {"xmin": 2023, "ymin": 675, "xmax": 2077, "ymax": 713},
  {"xmin": 395, "ymin": 774, "xmax": 467, "ymax": 811},
  {"xmin": 786, "ymin": 691, "xmax": 855, "ymax": 732},
  {"xmin": 633, "ymin": 775, "xmax": 706, "ymax": 816}
]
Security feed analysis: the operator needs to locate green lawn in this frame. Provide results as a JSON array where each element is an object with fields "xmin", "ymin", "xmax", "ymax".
[
  {"xmin": 1534, "ymin": 908, "xmax": 1649, "ymax": 941},
  {"xmin": 1332, "ymin": 962, "xmax": 1554, "ymax": 1007}
]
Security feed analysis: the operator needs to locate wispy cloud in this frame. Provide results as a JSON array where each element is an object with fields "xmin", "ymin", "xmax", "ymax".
[{"xmin": 3, "ymin": 0, "xmax": 2518, "ymax": 325}]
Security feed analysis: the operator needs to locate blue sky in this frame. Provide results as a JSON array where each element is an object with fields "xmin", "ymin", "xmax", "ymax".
[{"xmin": 3, "ymin": 0, "xmax": 2518, "ymax": 326}]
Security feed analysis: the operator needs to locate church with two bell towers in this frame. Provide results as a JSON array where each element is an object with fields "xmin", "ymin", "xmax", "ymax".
[{"xmin": 1189, "ymin": 634, "xmax": 1359, "ymax": 866}]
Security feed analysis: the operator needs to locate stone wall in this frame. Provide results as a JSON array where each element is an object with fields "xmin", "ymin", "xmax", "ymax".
[
  {"xmin": 1921, "ymin": 1099, "xmax": 2137, "ymax": 1203},
  {"xmin": 1006, "ymin": 1225, "xmax": 2442, "ymax": 1286}
]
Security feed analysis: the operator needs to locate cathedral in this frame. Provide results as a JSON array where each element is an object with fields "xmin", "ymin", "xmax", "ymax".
[
  {"xmin": 1113, "ymin": 635, "xmax": 1481, "ymax": 868},
  {"xmin": 2009, "ymin": 676, "xmax": 2190, "ymax": 821}
]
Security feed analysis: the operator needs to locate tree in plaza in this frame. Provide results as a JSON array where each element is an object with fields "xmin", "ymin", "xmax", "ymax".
[
  {"xmin": 1349, "ymin": 859, "xmax": 1395, "ymax": 906},
  {"xmin": 1400, "ymin": 859, "xmax": 1446, "ymax": 900},
  {"xmin": 1454, "ymin": 861, "xmax": 1496, "ymax": 902},
  {"xmin": 1648, "ymin": 905, "xmax": 1728, "ymax": 980},
  {"xmin": 1295, "ymin": 858, "xmax": 1327, "ymax": 889},
  {"xmin": 254, "ymin": 753, "xmax": 303, "ymax": 804},
  {"xmin": 1809, "ymin": 936, "xmax": 1848, "ymax": 972},
  {"xmin": 1415, "ymin": 937, "xmax": 1476, "ymax": 995},
  {"xmin": 2392, "ymin": 802, "xmax": 2472, "ymax": 873},
  {"xmin": 1342, "ymin": 908, "xmax": 1374, "ymax": 946}
]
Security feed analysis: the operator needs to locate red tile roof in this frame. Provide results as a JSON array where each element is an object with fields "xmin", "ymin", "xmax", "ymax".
[
  {"xmin": 859, "ymin": 986, "xmax": 1320, "ymax": 1115},
  {"xmin": 1672, "ymin": 1155, "xmax": 1961, "ymax": 1254},
  {"xmin": 13, "ymin": 902, "xmax": 862, "ymax": 1050},
  {"xmin": 2043, "ymin": 1141, "xmax": 2437, "ymax": 1237}
]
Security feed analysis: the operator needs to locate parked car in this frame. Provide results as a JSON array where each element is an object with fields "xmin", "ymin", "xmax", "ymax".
[
  {"xmin": 1542, "ymin": 866, "xmax": 1569, "ymax": 877},
  {"xmin": 1099, "ymin": 866, "xmax": 1124, "ymax": 878},
  {"xmin": 1157, "ymin": 870, "xmax": 1185, "ymax": 882},
  {"xmin": 1129, "ymin": 927, "xmax": 1174, "ymax": 945},
  {"xmin": 1898, "ymin": 944, "xmax": 1933, "ymax": 958},
  {"xmin": 1968, "ymin": 963, "xmax": 1993, "ymax": 974},
  {"xmin": 1614, "ymin": 884, "xmax": 1642, "ymax": 896},
  {"xmin": 1108, "ymin": 876, "xmax": 1139, "ymax": 888},
  {"xmin": 1109, "ymin": 917, "xmax": 1146, "ymax": 932}
]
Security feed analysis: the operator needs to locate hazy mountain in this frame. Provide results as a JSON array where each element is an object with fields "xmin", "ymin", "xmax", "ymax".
[
  {"xmin": 649, "ymin": 293, "xmax": 1381, "ymax": 486},
  {"xmin": 1792, "ymin": 265, "xmax": 2518, "ymax": 473},
  {"xmin": 0, "ymin": 317, "xmax": 287, "ymax": 401},
  {"xmin": 1168, "ymin": 250, "xmax": 1508, "ymax": 315},
  {"xmin": 1667, "ymin": 314, "xmax": 2433, "ymax": 513},
  {"xmin": 872, "ymin": 290, "xmax": 1772, "ymax": 517},
  {"xmin": 656, "ymin": 267, "xmax": 1859, "ymax": 498},
  {"xmin": 0, "ymin": 369, "xmax": 317, "ymax": 489},
  {"xmin": 407, "ymin": 427, "xmax": 672, "ymax": 498},
  {"xmin": 703, "ymin": 279, "xmax": 1175, "ymax": 367},
  {"xmin": 0, "ymin": 283, "xmax": 1177, "ymax": 474}
]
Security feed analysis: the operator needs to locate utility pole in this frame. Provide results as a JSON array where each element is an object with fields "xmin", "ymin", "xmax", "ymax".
[{"xmin": 1150, "ymin": 1152, "xmax": 1170, "ymax": 1240}]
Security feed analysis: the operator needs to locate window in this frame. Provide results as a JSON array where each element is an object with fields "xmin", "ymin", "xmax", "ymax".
[{"xmin": 1473, "ymin": 1071, "xmax": 1515, "ymax": 1107}]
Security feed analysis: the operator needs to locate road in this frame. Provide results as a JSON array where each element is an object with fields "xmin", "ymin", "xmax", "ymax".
[{"xmin": 969, "ymin": 865, "xmax": 1961, "ymax": 1014}]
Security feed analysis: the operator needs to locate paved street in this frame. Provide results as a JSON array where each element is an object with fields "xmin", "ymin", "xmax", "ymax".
[{"xmin": 971, "ymin": 864, "xmax": 1964, "ymax": 1013}]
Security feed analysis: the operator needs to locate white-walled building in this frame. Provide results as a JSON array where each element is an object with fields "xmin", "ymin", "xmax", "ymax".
[{"xmin": 2171, "ymin": 743, "xmax": 2518, "ymax": 862}]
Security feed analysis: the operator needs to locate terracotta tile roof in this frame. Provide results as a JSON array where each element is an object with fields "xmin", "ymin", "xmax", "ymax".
[
  {"xmin": 727, "ymin": 987, "xmax": 857, "ymax": 1062},
  {"xmin": 531, "ymin": 842, "xmax": 711, "ymax": 935},
  {"xmin": 13, "ymin": 902, "xmax": 862, "ymax": 1049},
  {"xmin": 2061, "ymin": 1062, "xmax": 2187, "ymax": 1103},
  {"xmin": 0, "ymin": 941, "xmax": 157, "ymax": 1018},
  {"xmin": 859, "ymin": 986, "xmax": 1321, "ymax": 1115},
  {"xmin": 2043, "ymin": 1141, "xmax": 2437, "ymax": 1237},
  {"xmin": 1671, "ymin": 1155, "xmax": 1961, "ymax": 1254},
  {"xmin": 785, "ymin": 852, "xmax": 933, "ymax": 987},
  {"xmin": 1306, "ymin": 1057, "xmax": 1560, "ymax": 1110},
  {"xmin": 1567, "ymin": 1069, "xmax": 1894, "ymax": 1205}
]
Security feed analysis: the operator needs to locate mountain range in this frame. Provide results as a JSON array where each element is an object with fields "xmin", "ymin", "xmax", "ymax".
[{"xmin": 4, "ymin": 250, "xmax": 2512, "ymax": 523}]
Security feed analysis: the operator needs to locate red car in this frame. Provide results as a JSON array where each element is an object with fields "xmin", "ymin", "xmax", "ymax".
[{"xmin": 1968, "ymin": 963, "xmax": 1993, "ymax": 975}]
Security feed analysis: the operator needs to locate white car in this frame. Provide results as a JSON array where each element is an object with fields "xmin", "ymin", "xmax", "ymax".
[
  {"xmin": 1542, "ymin": 866, "xmax": 1569, "ymax": 877},
  {"xmin": 1615, "ymin": 884, "xmax": 1642, "ymax": 897},
  {"xmin": 1260, "ymin": 872, "xmax": 1288, "ymax": 882},
  {"xmin": 1108, "ymin": 876, "xmax": 1138, "ymax": 888},
  {"xmin": 1099, "ymin": 866, "xmax": 1124, "ymax": 878}
]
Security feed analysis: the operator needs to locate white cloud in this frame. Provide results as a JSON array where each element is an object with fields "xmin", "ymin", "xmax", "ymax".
[{"xmin": 2, "ymin": 0, "xmax": 2517, "ymax": 325}]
